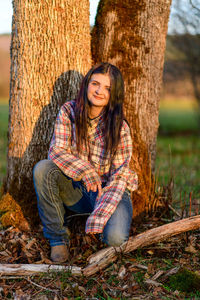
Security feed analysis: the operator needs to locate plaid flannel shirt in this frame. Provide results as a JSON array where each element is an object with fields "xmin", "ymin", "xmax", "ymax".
[{"xmin": 48, "ymin": 100, "xmax": 138, "ymax": 233}]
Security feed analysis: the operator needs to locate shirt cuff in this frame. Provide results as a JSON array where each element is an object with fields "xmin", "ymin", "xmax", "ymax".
[{"xmin": 85, "ymin": 215, "xmax": 106, "ymax": 234}]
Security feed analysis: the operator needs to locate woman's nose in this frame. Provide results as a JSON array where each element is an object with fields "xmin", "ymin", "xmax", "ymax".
[{"xmin": 96, "ymin": 85, "xmax": 103, "ymax": 94}]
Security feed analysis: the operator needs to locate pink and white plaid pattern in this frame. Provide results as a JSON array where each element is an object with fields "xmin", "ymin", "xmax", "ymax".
[{"xmin": 49, "ymin": 100, "xmax": 138, "ymax": 233}]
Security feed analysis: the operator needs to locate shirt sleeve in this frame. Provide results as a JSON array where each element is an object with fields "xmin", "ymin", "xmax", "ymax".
[
  {"xmin": 85, "ymin": 121, "xmax": 138, "ymax": 234},
  {"xmin": 48, "ymin": 104, "xmax": 100, "ymax": 185}
]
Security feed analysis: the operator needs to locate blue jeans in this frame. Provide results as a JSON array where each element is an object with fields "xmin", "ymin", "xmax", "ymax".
[{"xmin": 33, "ymin": 159, "xmax": 133, "ymax": 247}]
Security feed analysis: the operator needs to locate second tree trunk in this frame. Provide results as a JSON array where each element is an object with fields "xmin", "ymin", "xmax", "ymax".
[{"xmin": 92, "ymin": 0, "xmax": 171, "ymax": 217}]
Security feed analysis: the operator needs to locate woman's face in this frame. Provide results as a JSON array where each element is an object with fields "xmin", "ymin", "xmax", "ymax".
[{"xmin": 87, "ymin": 73, "xmax": 111, "ymax": 111}]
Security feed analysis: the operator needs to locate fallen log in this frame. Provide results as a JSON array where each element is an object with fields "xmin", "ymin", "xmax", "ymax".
[
  {"xmin": 0, "ymin": 264, "xmax": 81, "ymax": 276},
  {"xmin": 0, "ymin": 215, "xmax": 199, "ymax": 277},
  {"xmin": 83, "ymin": 215, "xmax": 200, "ymax": 276}
]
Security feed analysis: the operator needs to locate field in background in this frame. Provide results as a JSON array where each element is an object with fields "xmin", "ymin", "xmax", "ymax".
[
  {"xmin": 0, "ymin": 97, "xmax": 9, "ymax": 104},
  {"xmin": 0, "ymin": 35, "xmax": 10, "ymax": 99},
  {"xmin": 156, "ymin": 135, "xmax": 199, "ymax": 207},
  {"xmin": 0, "ymin": 103, "xmax": 8, "ymax": 187},
  {"xmin": 0, "ymin": 98, "xmax": 199, "ymax": 210},
  {"xmin": 159, "ymin": 97, "xmax": 199, "ymax": 135},
  {"xmin": 157, "ymin": 97, "xmax": 199, "ymax": 208}
]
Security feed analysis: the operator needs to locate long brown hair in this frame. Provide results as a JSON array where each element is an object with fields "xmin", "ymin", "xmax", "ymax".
[{"xmin": 75, "ymin": 62, "xmax": 125, "ymax": 158}]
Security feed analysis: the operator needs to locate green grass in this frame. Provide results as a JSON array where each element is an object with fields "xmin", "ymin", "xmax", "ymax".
[
  {"xmin": 156, "ymin": 106, "xmax": 200, "ymax": 208},
  {"xmin": 156, "ymin": 135, "xmax": 200, "ymax": 203},
  {"xmin": 0, "ymin": 103, "xmax": 8, "ymax": 187},
  {"xmin": 168, "ymin": 268, "xmax": 200, "ymax": 293},
  {"xmin": 159, "ymin": 109, "xmax": 199, "ymax": 135}
]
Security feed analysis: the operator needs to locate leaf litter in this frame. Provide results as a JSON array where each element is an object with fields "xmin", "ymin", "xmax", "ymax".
[{"xmin": 0, "ymin": 213, "xmax": 200, "ymax": 299}]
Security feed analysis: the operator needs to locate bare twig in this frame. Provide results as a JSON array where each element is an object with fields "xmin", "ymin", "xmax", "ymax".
[
  {"xmin": 26, "ymin": 276, "xmax": 59, "ymax": 293},
  {"xmin": 189, "ymin": 0, "xmax": 200, "ymax": 12},
  {"xmin": 151, "ymin": 270, "xmax": 165, "ymax": 281},
  {"xmin": 189, "ymin": 192, "xmax": 192, "ymax": 217},
  {"xmin": 65, "ymin": 213, "xmax": 90, "ymax": 220},
  {"xmin": 0, "ymin": 276, "xmax": 25, "ymax": 280},
  {"xmin": 168, "ymin": 204, "xmax": 181, "ymax": 218}
]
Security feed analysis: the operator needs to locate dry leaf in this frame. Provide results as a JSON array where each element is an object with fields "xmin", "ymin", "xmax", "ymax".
[
  {"xmin": 153, "ymin": 286, "xmax": 163, "ymax": 296},
  {"xmin": 78, "ymin": 286, "xmax": 86, "ymax": 293},
  {"xmin": 185, "ymin": 244, "xmax": 198, "ymax": 254},
  {"xmin": 14, "ymin": 288, "xmax": 31, "ymax": 300},
  {"xmin": 145, "ymin": 279, "xmax": 162, "ymax": 287},
  {"xmin": 133, "ymin": 263, "xmax": 148, "ymax": 270},
  {"xmin": 147, "ymin": 263, "xmax": 155, "ymax": 274},
  {"xmin": 128, "ymin": 266, "xmax": 140, "ymax": 272},
  {"xmin": 151, "ymin": 270, "xmax": 165, "ymax": 281},
  {"xmin": 147, "ymin": 250, "xmax": 154, "ymax": 255},
  {"xmin": 118, "ymin": 265, "xmax": 126, "ymax": 278},
  {"xmin": 162, "ymin": 267, "xmax": 180, "ymax": 279}
]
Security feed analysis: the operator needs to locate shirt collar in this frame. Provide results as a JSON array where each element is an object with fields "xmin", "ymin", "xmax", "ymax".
[{"xmin": 87, "ymin": 109, "xmax": 105, "ymax": 129}]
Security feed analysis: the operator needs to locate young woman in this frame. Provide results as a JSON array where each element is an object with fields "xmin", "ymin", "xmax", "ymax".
[{"xmin": 33, "ymin": 62, "xmax": 138, "ymax": 262}]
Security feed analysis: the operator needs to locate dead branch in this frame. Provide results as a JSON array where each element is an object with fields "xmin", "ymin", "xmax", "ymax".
[
  {"xmin": 83, "ymin": 215, "xmax": 200, "ymax": 276},
  {"xmin": 0, "ymin": 215, "xmax": 199, "ymax": 277},
  {"xmin": 0, "ymin": 264, "xmax": 81, "ymax": 276}
]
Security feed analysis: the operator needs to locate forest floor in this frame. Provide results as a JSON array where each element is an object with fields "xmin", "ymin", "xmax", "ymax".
[
  {"xmin": 0, "ymin": 215, "xmax": 200, "ymax": 299},
  {"xmin": 0, "ymin": 99, "xmax": 200, "ymax": 299}
]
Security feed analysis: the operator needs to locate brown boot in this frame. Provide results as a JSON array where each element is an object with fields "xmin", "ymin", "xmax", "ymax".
[{"xmin": 50, "ymin": 245, "xmax": 69, "ymax": 263}]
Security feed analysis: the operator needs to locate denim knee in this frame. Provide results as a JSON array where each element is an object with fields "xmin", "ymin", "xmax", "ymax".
[
  {"xmin": 104, "ymin": 230, "xmax": 128, "ymax": 247},
  {"xmin": 102, "ymin": 191, "xmax": 132, "ymax": 247},
  {"xmin": 33, "ymin": 159, "xmax": 55, "ymax": 187}
]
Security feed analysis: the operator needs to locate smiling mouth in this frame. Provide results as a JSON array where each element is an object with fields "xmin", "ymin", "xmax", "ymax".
[{"xmin": 94, "ymin": 95, "xmax": 104, "ymax": 100}]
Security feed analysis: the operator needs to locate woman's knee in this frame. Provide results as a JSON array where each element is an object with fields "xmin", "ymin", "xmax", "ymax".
[
  {"xmin": 104, "ymin": 230, "xmax": 128, "ymax": 247},
  {"xmin": 33, "ymin": 159, "xmax": 56, "ymax": 185},
  {"xmin": 102, "ymin": 194, "xmax": 132, "ymax": 247},
  {"xmin": 102, "ymin": 219, "xmax": 130, "ymax": 246}
]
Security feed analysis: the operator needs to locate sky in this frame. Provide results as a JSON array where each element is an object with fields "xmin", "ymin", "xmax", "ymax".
[
  {"xmin": 0, "ymin": 0, "xmax": 193, "ymax": 35},
  {"xmin": 0, "ymin": 0, "xmax": 13, "ymax": 34},
  {"xmin": 0, "ymin": 0, "xmax": 100, "ymax": 34}
]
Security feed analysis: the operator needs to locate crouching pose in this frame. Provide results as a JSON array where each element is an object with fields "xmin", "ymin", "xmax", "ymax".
[{"xmin": 33, "ymin": 62, "xmax": 138, "ymax": 262}]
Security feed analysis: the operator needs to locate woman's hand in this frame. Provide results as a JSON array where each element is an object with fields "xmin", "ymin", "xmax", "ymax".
[
  {"xmin": 86, "ymin": 182, "xmax": 102, "ymax": 198},
  {"xmin": 82, "ymin": 170, "xmax": 102, "ymax": 198}
]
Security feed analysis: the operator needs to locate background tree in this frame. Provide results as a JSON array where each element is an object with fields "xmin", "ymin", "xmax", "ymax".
[
  {"xmin": 0, "ymin": 0, "xmax": 91, "ymax": 229},
  {"xmin": 92, "ymin": 0, "xmax": 172, "ymax": 218},
  {"xmin": 169, "ymin": 0, "xmax": 200, "ymax": 130}
]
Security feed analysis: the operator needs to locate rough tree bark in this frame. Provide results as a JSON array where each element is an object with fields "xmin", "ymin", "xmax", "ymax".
[
  {"xmin": 91, "ymin": 0, "xmax": 172, "ymax": 217},
  {"xmin": 0, "ymin": 0, "xmax": 91, "ymax": 229}
]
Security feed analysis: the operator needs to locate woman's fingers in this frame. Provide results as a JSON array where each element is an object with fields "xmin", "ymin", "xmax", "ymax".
[
  {"xmin": 86, "ymin": 182, "xmax": 102, "ymax": 195},
  {"xmin": 91, "ymin": 183, "xmax": 102, "ymax": 197},
  {"xmin": 91, "ymin": 184, "xmax": 97, "ymax": 192},
  {"xmin": 87, "ymin": 184, "xmax": 96, "ymax": 192},
  {"xmin": 97, "ymin": 183, "xmax": 102, "ymax": 198}
]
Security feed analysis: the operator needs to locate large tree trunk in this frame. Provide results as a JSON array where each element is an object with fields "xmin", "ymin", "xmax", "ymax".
[
  {"xmin": 0, "ymin": 0, "xmax": 91, "ymax": 229},
  {"xmin": 91, "ymin": 0, "xmax": 171, "ymax": 217}
]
